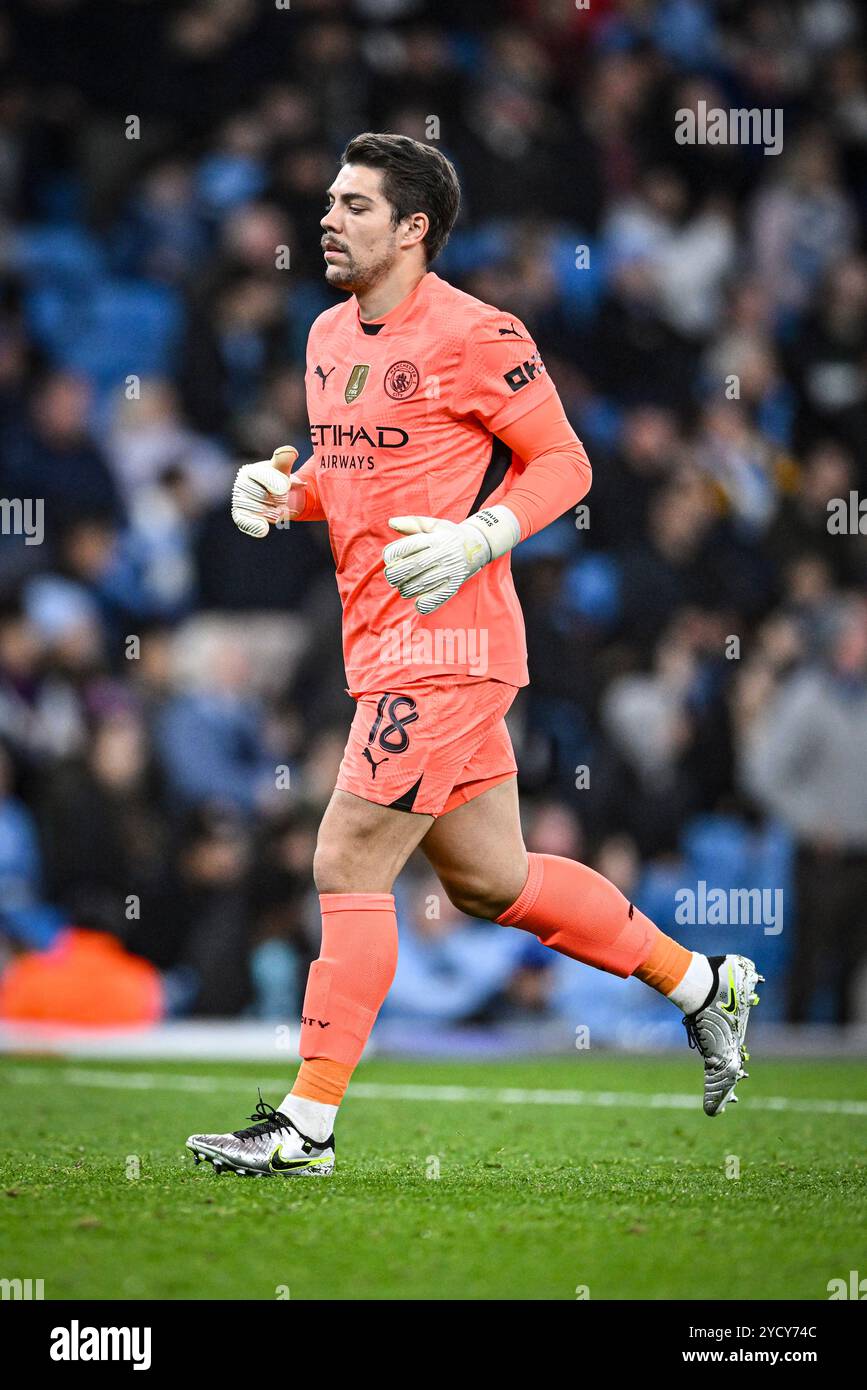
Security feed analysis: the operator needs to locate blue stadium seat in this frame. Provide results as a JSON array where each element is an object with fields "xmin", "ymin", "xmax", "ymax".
[
  {"xmin": 195, "ymin": 155, "xmax": 266, "ymax": 215},
  {"xmin": 551, "ymin": 231, "xmax": 607, "ymax": 318},
  {"xmin": 437, "ymin": 221, "xmax": 514, "ymax": 276},
  {"xmin": 14, "ymin": 225, "xmax": 106, "ymax": 285},
  {"xmin": 564, "ymin": 553, "xmax": 622, "ymax": 625},
  {"xmin": 26, "ymin": 278, "xmax": 183, "ymax": 386}
]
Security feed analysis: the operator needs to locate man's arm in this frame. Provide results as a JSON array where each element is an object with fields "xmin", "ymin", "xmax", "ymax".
[
  {"xmin": 382, "ymin": 305, "xmax": 593, "ymax": 612},
  {"xmin": 494, "ymin": 393, "xmax": 592, "ymax": 539},
  {"xmin": 382, "ymin": 391, "xmax": 592, "ymax": 614}
]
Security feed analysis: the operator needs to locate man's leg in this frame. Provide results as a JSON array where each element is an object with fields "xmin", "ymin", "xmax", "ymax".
[
  {"xmin": 187, "ymin": 789, "xmax": 432, "ymax": 1175},
  {"xmin": 280, "ymin": 789, "xmax": 433, "ymax": 1136},
  {"xmin": 422, "ymin": 778, "xmax": 694, "ymax": 990},
  {"xmin": 422, "ymin": 778, "xmax": 762, "ymax": 1114}
]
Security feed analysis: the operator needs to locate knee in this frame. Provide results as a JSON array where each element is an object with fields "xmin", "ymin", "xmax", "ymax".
[
  {"xmin": 312, "ymin": 835, "xmax": 354, "ymax": 894},
  {"xmin": 442, "ymin": 858, "xmax": 528, "ymax": 922},
  {"xmin": 312, "ymin": 828, "xmax": 396, "ymax": 895}
]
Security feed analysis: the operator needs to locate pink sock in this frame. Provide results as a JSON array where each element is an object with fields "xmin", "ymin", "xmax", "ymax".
[
  {"xmin": 497, "ymin": 853, "xmax": 657, "ymax": 978},
  {"xmin": 298, "ymin": 892, "xmax": 398, "ymax": 1073}
]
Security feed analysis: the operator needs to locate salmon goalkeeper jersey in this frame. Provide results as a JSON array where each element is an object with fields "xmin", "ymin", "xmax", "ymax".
[{"xmin": 295, "ymin": 271, "xmax": 579, "ymax": 696}]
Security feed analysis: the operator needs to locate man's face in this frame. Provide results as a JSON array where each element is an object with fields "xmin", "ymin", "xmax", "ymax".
[{"xmin": 320, "ymin": 163, "xmax": 404, "ymax": 293}]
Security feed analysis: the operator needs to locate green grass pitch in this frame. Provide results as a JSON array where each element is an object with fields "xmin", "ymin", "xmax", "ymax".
[{"xmin": 2, "ymin": 1054, "xmax": 865, "ymax": 1301}]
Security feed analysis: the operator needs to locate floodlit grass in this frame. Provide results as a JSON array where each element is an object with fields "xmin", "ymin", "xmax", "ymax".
[{"xmin": 1, "ymin": 1054, "xmax": 865, "ymax": 1300}]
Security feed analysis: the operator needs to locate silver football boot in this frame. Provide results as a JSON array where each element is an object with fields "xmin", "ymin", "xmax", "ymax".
[
  {"xmin": 683, "ymin": 954, "xmax": 763, "ymax": 1116},
  {"xmin": 186, "ymin": 1093, "xmax": 335, "ymax": 1177}
]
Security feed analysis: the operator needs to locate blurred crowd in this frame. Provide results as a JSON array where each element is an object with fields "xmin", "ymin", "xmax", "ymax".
[{"xmin": 1, "ymin": 0, "xmax": 866, "ymax": 1033}]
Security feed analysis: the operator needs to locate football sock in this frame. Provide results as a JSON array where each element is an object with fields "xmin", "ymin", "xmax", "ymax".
[
  {"xmin": 282, "ymin": 1060, "xmax": 349, "ymax": 1143},
  {"xmin": 496, "ymin": 853, "xmax": 656, "ymax": 976},
  {"xmin": 286, "ymin": 892, "xmax": 398, "ymax": 1135},
  {"xmin": 290, "ymin": 1057, "xmax": 352, "ymax": 1106},
  {"xmin": 280, "ymin": 1089, "xmax": 339, "ymax": 1146},
  {"xmin": 634, "ymin": 930, "xmax": 704, "ymax": 1003},
  {"xmin": 646, "ymin": 948, "xmax": 715, "ymax": 1013},
  {"xmin": 496, "ymin": 853, "xmax": 717, "ymax": 1013},
  {"xmin": 667, "ymin": 952, "xmax": 725, "ymax": 1014}
]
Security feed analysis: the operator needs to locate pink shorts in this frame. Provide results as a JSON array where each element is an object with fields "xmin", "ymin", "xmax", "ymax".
[{"xmin": 336, "ymin": 678, "xmax": 519, "ymax": 817}]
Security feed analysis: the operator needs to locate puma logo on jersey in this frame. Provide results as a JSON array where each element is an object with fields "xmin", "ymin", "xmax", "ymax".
[
  {"xmin": 314, "ymin": 364, "xmax": 335, "ymax": 389},
  {"xmin": 363, "ymin": 747, "xmax": 390, "ymax": 778},
  {"xmin": 498, "ymin": 321, "xmax": 523, "ymax": 337}
]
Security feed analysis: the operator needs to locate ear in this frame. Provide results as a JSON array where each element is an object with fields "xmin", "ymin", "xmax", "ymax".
[{"xmin": 400, "ymin": 211, "xmax": 429, "ymax": 253}]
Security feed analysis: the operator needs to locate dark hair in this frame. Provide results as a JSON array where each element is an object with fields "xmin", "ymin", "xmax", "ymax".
[{"xmin": 340, "ymin": 132, "xmax": 460, "ymax": 263}]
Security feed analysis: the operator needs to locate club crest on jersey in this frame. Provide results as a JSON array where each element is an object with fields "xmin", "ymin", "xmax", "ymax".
[
  {"xmin": 345, "ymin": 364, "xmax": 371, "ymax": 403},
  {"xmin": 384, "ymin": 361, "xmax": 419, "ymax": 400}
]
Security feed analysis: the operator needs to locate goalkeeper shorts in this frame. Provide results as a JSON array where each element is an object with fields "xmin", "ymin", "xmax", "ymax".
[{"xmin": 336, "ymin": 677, "xmax": 519, "ymax": 817}]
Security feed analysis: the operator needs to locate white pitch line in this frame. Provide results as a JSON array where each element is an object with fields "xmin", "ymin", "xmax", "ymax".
[{"xmin": 2, "ymin": 1063, "xmax": 867, "ymax": 1117}]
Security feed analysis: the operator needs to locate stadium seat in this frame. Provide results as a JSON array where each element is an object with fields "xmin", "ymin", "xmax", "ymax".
[{"xmin": 27, "ymin": 278, "xmax": 184, "ymax": 388}]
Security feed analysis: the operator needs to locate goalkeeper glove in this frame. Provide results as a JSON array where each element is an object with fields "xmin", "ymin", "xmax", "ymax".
[
  {"xmin": 382, "ymin": 505, "xmax": 521, "ymax": 614},
  {"xmin": 231, "ymin": 445, "xmax": 300, "ymax": 538}
]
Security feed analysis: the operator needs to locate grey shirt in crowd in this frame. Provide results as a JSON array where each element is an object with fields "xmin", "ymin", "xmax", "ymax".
[{"xmin": 742, "ymin": 670, "xmax": 867, "ymax": 851}]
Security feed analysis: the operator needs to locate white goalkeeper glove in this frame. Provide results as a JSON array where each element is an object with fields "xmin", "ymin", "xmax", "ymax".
[
  {"xmin": 231, "ymin": 445, "xmax": 301, "ymax": 538},
  {"xmin": 382, "ymin": 505, "xmax": 521, "ymax": 614}
]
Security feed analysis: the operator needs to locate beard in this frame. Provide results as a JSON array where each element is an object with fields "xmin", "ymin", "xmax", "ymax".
[{"xmin": 324, "ymin": 239, "xmax": 398, "ymax": 294}]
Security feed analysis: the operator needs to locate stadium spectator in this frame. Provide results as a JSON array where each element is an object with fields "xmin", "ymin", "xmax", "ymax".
[
  {"xmin": 1, "ymin": 0, "xmax": 866, "ymax": 1028},
  {"xmin": 740, "ymin": 596, "xmax": 867, "ymax": 1022}
]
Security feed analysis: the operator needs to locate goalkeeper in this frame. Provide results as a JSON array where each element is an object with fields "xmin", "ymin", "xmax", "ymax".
[{"xmin": 187, "ymin": 133, "xmax": 762, "ymax": 1179}]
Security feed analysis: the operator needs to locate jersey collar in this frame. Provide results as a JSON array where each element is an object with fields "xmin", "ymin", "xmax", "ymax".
[{"xmin": 354, "ymin": 271, "xmax": 436, "ymax": 336}]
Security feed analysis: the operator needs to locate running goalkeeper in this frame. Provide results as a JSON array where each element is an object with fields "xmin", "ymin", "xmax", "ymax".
[{"xmin": 187, "ymin": 133, "xmax": 762, "ymax": 1178}]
